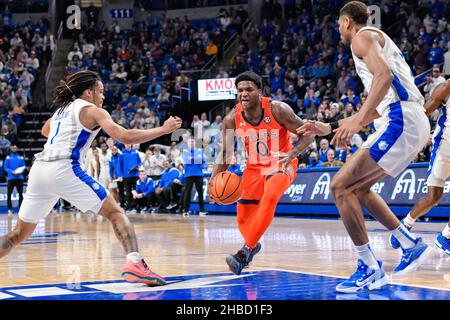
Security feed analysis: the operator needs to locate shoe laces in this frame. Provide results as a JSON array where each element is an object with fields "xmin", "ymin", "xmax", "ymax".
[{"xmin": 349, "ymin": 260, "xmax": 368, "ymax": 281}]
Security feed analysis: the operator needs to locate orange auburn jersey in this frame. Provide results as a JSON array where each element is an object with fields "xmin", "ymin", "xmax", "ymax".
[{"xmin": 234, "ymin": 97, "xmax": 292, "ymax": 169}]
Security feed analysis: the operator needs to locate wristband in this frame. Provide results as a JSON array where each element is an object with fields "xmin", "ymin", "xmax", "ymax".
[{"xmin": 330, "ymin": 121, "xmax": 339, "ymax": 130}]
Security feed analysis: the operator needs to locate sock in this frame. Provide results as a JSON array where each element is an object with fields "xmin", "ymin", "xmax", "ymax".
[
  {"xmin": 403, "ymin": 213, "xmax": 416, "ymax": 228},
  {"xmin": 126, "ymin": 252, "xmax": 141, "ymax": 264},
  {"xmin": 442, "ymin": 224, "xmax": 450, "ymax": 239},
  {"xmin": 355, "ymin": 243, "xmax": 379, "ymax": 270},
  {"xmin": 392, "ymin": 224, "xmax": 417, "ymax": 249}
]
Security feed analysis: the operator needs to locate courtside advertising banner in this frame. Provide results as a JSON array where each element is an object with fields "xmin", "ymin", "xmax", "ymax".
[
  {"xmin": 191, "ymin": 164, "xmax": 450, "ymax": 213},
  {"xmin": 197, "ymin": 77, "xmax": 236, "ymax": 101}
]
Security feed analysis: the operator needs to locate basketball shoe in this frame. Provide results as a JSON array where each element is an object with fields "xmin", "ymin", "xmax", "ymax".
[
  {"xmin": 389, "ymin": 219, "xmax": 411, "ymax": 249},
  {"xmin": 393, "ymin": 237, "xmax": 432, "ymax": 275},
  {"xmin": 435, "ymin": 233, "xmax": 450, "ymax": 255},
  {"xmin": 244, "ymin": 242, "xmax": 262, "ymax": 268},
  {"xmin": 226, "ymin": 245, "xmax": 252, "ymax": 275},
  {"xmin": 335, "ymin": 260, "xmax": 388, "ymax": 293},
  {"xmin": 122, "ymin": 259, "xmax": 167, "ymax": 286}
]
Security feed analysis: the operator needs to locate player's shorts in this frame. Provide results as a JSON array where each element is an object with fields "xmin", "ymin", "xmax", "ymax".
[
  {"xmin": 427, "ymin": 110, "xmax": 450, "ymax": 187},
  {"xmin": 238, "ymin": 158, "xmax": 298, "ymax": 204},
  {"xmin": 19, "ymin": 159, "xmax": 110, "ymax": 224},
  {"xmin": 362, "ymin": 101, "xmax": 430, "ymax": 177}
]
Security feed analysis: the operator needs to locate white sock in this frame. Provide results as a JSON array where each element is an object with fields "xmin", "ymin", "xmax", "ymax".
[
  {"xmin": 392, "ymin": 224, "xmax": 417, "ymax": 249},
  {"xmin": 442, "ymin": 224, "xmax": 450, "ymax": 239},
  {"xmin": 126, "ymin": 252, "xmax": 141, "ymax": 264},
  {"xmin": 355, "ymin": 243, "xmax": 379, "ymax": 270},
  {"xmin": 403, "ymin": 213, "xmax": 416, "ymax": 228}
]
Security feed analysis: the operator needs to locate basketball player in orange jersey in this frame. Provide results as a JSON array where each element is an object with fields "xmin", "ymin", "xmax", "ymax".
[{"xmin": 209, "ymin": 71, "xmax": 314, "ymax": 275}]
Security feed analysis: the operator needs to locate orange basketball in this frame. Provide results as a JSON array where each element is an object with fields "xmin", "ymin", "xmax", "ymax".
[{"xmin": 209, "ymin": 171, "xmax": 242, "ymax": 205}]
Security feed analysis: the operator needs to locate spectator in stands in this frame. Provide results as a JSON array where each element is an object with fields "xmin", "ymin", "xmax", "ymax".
[
  {"xmin": 307, "ymin": 150, "xmax": 323, "ymax": 168},
  {"xmin": 444, "ymin": 41, "xmax": 450, "ymax": 79},
  {"xmin": 341, "ymin": 88, "xmax": 360, "ymax": 107},
  {"xmin": 155, "ymin": 160, "xmax": 181, "ymax": 212},
  {"xmin": 424, "ymin": 66, "xmax": 446, "ymax": 95},
  {"xmin": 4, "ymin": 145, "xmax": 25, "ymax": 216},
  {"xmin": 181, "ymin": 137, "xmax": 206, "ymax": 216},
  {"xmin": 147, "ymin": 78, "xmax": 161, "ymax": 99},
  {"xmin": 322, "ymin": 149, "xmax": 345, "ymax": 168},
  {"xmin": 144, "ymin": 109, "xmax": 160, "ymax": 129},
  {"xmin": 191, "ymin": 113, "xmax": 210, "ymax": 140},
  {"xmin": 205, "ymin": 39, "xmax": 218, "ymax": 56},
  {"xmin": 0, "ymin": 134, "xmax": 11, "ymax": 157},
  {"xmin": 1, "ymin": 125, "xmax": 15, "ymax": 144},
  {"xmin": 209, "ymin": 115, "xmax": 222, "ymax": 142},
  {"xmin": 132, "ymin": 169, "xmax": 155, "ymax": 213},
  {"xmin": 318, "ymin": 138, "xmax": 331, "ymax": 163},
  {"xmin": 67, "ymin": 43, "xmax": 83, "ymax": 62},
  {"xmin": 121, "ymin": 144, "xmax": 142, "ymax": 211}
]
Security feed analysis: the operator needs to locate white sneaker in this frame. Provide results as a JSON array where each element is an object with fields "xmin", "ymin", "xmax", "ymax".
[
  {"xmin": 182, "ymin": 211, "xmax": 190, "ymax": 217},
  {"xmin": 199, "ymin": 211, "xmax": 208, "ymax": 216},
  {"xmin": 7, "ymin": 210, "xmax": 13, "ymax": 216}
]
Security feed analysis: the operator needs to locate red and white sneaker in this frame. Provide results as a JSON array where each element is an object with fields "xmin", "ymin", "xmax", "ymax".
[{"xmin": 121, "ymin": 259, "xmax": 167, "ymax": 286}]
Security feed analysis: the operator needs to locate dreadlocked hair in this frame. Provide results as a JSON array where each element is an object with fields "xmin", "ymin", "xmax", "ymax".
[{"xmin": 52, "ymin": 70, "xmax": 101, "ymax": 114}]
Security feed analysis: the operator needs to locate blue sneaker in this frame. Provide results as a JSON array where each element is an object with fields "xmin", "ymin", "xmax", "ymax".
[
  {"xmin": 244, "ymin": 242, "xmax": 262, "ymax": 269},
  {"xmin": 435, "ymin": 233, "xmax": 450, "ymax": 255},
  {"xmin": 335, "ymin": 260, "xmax": 388, "ymax": 293},
  {"xmin": 389, "ymin": 220, "xmax": 411, "ymax": 249},
  {"xmin": 393, "ymin": 237, "xmax": 432, "ymax": 275},
  {"xmin": 226, "ymin": 246, "xmax": 251, "ymax": 275}
]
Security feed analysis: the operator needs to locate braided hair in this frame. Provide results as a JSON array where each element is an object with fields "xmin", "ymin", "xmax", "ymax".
[{"xmin": 52, "ymin": 70, "xmax": 101, "ymax": 114}]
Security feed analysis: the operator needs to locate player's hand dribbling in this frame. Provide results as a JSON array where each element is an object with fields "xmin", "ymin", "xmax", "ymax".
[
  {"xmin": 296, "ymin": 120, "xmax": 332, "ymax": 136},
  {"xmin": 162, "ymin": 116, "xmax": 182, "ymax": 134}
]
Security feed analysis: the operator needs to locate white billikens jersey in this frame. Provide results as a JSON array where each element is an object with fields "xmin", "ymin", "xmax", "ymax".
[
  {"xmin": 351, "ymin": 26, "xmax": 424, "ymax": 116},
  {"xmin": 35, "ymin": 98, "xmax": 101, "ymax": 162},
  {"xmin": 99, "ymin": 151, "xmax": 111, "ymax": 176}
]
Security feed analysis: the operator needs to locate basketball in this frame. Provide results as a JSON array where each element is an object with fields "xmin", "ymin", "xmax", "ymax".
[{"xmin": 209, "ymin": 171, "xmax": 242, "ymax": 205}]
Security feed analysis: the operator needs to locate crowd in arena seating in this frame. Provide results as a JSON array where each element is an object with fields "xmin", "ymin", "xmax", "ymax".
[
  {"xmin": 0, "ymin": 12, "xmax": 52, "ymax": 160},
  {"xmin": 218, "ymin": 0, "xmax": 450, "ymax": 168},
  {"xmin": 64, "ymin": 7, "xmax": 243, "ymax": 127}
]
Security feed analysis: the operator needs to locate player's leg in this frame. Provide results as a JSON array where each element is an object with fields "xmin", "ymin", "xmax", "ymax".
[
  {"xmin": 98, "ymin": 194, "xmax": 166, "ymax": 285},
  {"xmin": 244, "ymin": 172, "xmax": 291, "ymax": 249},
  {"xmin": 63, "ymin": 162, "xmax": 166, "ymax": 286},
  {"xmin": 0, "ymin": 160, "xmax": 60, "ymax": 257},
  {"xmin": 227, "ymin": 167, "xmax": 292, "ymax": 275},
  {"xmin": 0, "ymin": 219, "xmax": 36, "ymax": 258},
  {"xmin": 331, "ymin": 149, "xmax": 392, "ymax": 292}
]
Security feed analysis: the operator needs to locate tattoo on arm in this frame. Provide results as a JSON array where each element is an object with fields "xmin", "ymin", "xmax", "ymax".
[{"xmin": 272, "ymin": 101, "xmax": 314, "ymax": 155}]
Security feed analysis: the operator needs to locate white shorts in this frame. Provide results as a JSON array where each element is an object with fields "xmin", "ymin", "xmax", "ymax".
[
  {"xmin": 19, "ymin": 159, "xmax": 110, "ymax": 224},
  {"xmin": 427, "ymin": 110, "xmax": 450, "ymax": 187},
  {"xmin": 362, "ymin": 101, "xmax": 430, "ymax": 177}
]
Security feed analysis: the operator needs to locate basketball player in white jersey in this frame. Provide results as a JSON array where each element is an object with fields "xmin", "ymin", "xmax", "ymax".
[
  {"xmin": 390, "ymin": 80, "xmax": 450, "ymax": 255},
  {"xmin": 0, "ymin": 70, "xmax": 182, "ymax": 286},
  {"xmin": 298, "ymin": 1, "xmax": 431, "ymax": 293},
  {"xmin": 98, "ymin": 143, "xmax": 112, "ymax": 189}
]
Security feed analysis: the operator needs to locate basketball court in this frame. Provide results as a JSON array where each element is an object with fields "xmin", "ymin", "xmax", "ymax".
[{"xmin": 0, "ymin": 212, "xmax": 449, "ymax": 300}]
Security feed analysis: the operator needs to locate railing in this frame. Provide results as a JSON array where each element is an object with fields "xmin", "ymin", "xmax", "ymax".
[
  {"xmin": 44, "ymin": 21, "xmax": 63, "ymax": 86},
  {"xmin": 415, "ymin": 63, "xmax": 444, "ymax": 89}
]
